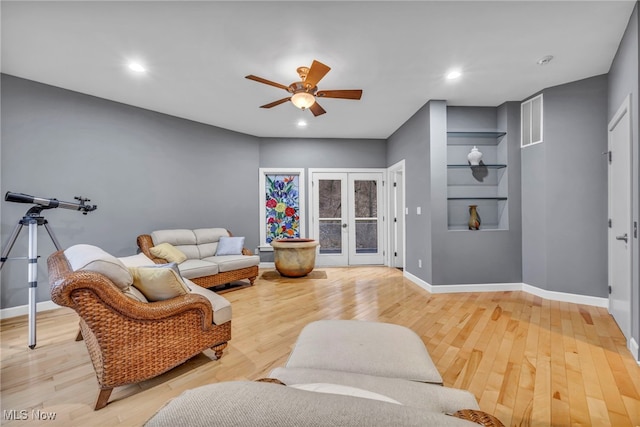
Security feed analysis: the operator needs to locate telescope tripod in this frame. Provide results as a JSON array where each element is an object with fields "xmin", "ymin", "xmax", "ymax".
[{"xmin": 1, "ymin": 206, "xmax": 62, "ymax": 349}]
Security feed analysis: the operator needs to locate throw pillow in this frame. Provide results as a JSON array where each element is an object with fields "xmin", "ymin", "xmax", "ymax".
[
  {"xmin": 289, "ymin": 383, "xmax": 402, "ymax": 405},
  {"xmin": 129, "ymin": 264, "xmax": 190, "ymax": 302},
  {"xmin": 123, "ymin": 286, "xmax": 149, "ymax": 303},
  {"xmin": 215, "ymin": 236, "xmax": 245, "ymax": 255},
  {"xmin": 150, "ymin": 242, "xmax": 187, "ymax": 264},
  {"xmin": 64, "ymin": 244, "xmax": 133, "ymax": 291}
]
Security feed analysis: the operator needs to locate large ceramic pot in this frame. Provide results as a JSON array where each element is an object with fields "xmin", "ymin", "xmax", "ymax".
[{"xmin": 271, "ymin": 238, "xmax": 320, "ymax": 277}]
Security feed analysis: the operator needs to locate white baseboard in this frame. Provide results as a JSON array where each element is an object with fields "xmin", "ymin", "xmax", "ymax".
[
  {"xmin": 630, "ymin": 338, "xmax": 640, "ymax": 365},
  {"xmin": 403, "ymin": 271, "xmax": 609, "ymax": 308},
  {"xmin": 0, "ymin": 300, "xmax": 62, "ymax": 320},
  {"xmin": 259, "ymin": 262, "xmax": 275, "ymax": 268},
  {"xmin": 521, "ymin": 283, "xmax": 609, "ymax": 309},
  {"xmin": 403, "ymin": 271, "xmax": 432, "ymax": 292}
]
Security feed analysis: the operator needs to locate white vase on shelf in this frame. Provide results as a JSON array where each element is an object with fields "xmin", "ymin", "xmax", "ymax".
[{"xmin": 467, "ymin": 146, "xmax": 483, "ymax": 165}]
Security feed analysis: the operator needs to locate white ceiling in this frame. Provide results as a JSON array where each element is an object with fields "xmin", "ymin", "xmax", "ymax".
[{"xmin": 1, "ymin": 1, "xmax": 636, "ymax": 139}]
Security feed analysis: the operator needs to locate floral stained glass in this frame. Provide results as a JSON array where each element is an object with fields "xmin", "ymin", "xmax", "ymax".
[{"xmin": 265, "ymin": 175, "xmax": 300, "ymax": 243}]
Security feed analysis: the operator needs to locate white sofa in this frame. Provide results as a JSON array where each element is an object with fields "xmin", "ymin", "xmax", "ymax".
[
  {"xmin": 137, "ymin": 228, "xmax": 260, "ymax": 289},
  {"xmin": 145, "ymin": 320, "xmax": 503, "ymax": 426}
]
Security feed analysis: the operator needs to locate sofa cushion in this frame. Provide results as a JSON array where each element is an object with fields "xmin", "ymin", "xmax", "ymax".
[
  {"xmin": 143, "ymin": 381, "xmax": 477, "ymax": 427},
  {"xmin": 215, "ymin": 236, "xmax": 245, "ymax": 255},
  {"xmin": 193, "ymin": 228, "xmax": 229, "ymax": 258},
  {"xmin": 177, "ymin": 259, "xmax": 219, "ymax": 279},
  {"xmin": 270, "ymin": 367, "xmax": 479, "ymax": 414},
  {"xmin": 129, "ymin": 264, "xmax": 190, "ymax": 301},
  {"xmin": 289, "ymin": 383, "xmax": 402, "ymax": 405},
  {"xmin": 123, "ymin": 285, "xmax": 149, "ymax": 303},
  {"xmin": 151, "ymin": 229, "xmax": 200, "ymax": 259},
  {"xmin": 151, "ymin": 229, "xmax": 197, "ymax": 246},
  {"xmin": 150, "ymin": 243, "xmax": 187, "ymax": 264},
  {"xmin": 188, "ymin": 280, "xmax": 232, "ymax": 325},
  {"xmin": 202, "ymin": 255, "xmax": 260, "ymax": 272},
  {"xmin": 285, "ymin": 320, "xmax": 443, "ymax": 384},
  {"xmin": 64, "ymin": 244, "xmax": 132, "ymax": 291},
  {"xmin": 118, "ymin": 253, "xmax": 156, "ymax": 267}
]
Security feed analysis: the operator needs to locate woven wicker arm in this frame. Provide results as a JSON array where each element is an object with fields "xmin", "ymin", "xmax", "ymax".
[
  {"xmin": 136, "ymin": 231, "xmax": 258, "ymax": 288},
  {"xmin": 136, "ymin": 234, "xmax": 168, "ymax": 264},
  {"xmin": 451, "ymin": 409, "xmax": 505, "ymax": 427},
  {"xmin": 48, "ymin": 250, "xmax": 231, "ymax": 410}
]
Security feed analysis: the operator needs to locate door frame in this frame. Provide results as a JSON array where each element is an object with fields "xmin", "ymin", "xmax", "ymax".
[
  {"xmin": 607, "ymin": 94, "xmax": 633, "ymax": 346},
  {"xmin": 308, "ymin": 168, "xmax": 387, "ymax": 266},
  {"xmin": 387, "ymin": 160, "xmax": 406, "ymax": 269}
]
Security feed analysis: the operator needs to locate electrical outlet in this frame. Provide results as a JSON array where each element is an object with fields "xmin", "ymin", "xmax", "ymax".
[
  {"xmin": 418, "ymin": 259, "xmax": 422, "ymax": 268},
  {"xmin": 417, "ymin": 207, "xmax": 421, "ymax": 215}
]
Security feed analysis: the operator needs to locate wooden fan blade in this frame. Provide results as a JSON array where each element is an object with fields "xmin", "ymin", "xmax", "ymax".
[
  {"xmin": 260, "ymin": 97, "xmax": 291, "ymax": 108},
  {"xmin": 316, "ymin": 89, "xmax": 363, "ymax": 100},
  {"xmin": 304, "ymin": 60, "xmax": 331, "ymax": 87},
  {"xmin": 309, "ymin": 101, "xmax": 326, "ymax": 117},
  {"xmin": 245, "ymin": 75, "xmax": 289, "ymax": 91}
]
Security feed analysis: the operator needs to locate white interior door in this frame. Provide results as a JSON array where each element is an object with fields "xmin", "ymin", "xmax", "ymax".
[
  {"xmin": 608, "ymin": 95, "xmax": 632, "ymax": 344},
  {"xmin": 389, "ymin": 167, "xmax": 405, "ymax": 269},
  {"xmin": 313, "ymin": 171, "xmax": 384, "ymax": 266}
]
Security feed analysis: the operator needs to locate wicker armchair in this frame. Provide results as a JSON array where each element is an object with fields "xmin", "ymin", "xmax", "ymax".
[{"xmin": 47, "ymin": 250, "xmax": 231, "ymax": 410}]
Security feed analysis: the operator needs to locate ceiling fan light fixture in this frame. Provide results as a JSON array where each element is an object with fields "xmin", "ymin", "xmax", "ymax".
[{"xmin": 290, "ymin": 91, "xmax": 316, "ymax": 110}]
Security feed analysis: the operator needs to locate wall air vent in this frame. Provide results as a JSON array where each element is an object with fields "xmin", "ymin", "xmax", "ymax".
[{"xmin": 521, "ymin": 94, "xmax": 543, "ymax": 148}]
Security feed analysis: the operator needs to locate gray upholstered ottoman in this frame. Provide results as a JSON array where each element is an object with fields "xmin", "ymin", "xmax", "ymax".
[{"xmin": 284, "ymin": 320, "xmax": 443, "ymax": 384}]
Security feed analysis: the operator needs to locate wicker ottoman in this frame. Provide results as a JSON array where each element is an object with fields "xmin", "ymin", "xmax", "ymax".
[{"xmin": 284, "ymin": 320, "xmax": 443, "ymax": 384}]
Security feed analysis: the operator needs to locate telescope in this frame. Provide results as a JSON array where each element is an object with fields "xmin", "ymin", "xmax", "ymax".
[
  {"xmin": 2, "ymin": 191, "xmax": 98, "ymax": 349},
  {"xmin": 5, "ymin": 192, "xmax": 97, "ymax": 214}
]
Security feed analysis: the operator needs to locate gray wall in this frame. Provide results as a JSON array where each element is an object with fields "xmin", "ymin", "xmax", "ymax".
[
  {"xmin": 387, "ymin": 103, "xmax": 433, "ymax": 283},
  {"xmin": 1, "ymin": 74, "xmax": 260, "ymax": 309},
  {"xmin": 259, "ymin": 138, "xmax": 387, "ymax": 170},
  {"xmin": 387, "ymin": 101, "xmax": 522, "ymax": 285},
  {"xmin": 259, "ymin": 137, "xmax": 387, "ymax": 245},
  {"xmin": 432, "ymin": 104, "xmax": 522, "ymax": 285},
  {"xmin": 608, "ymin": 2, "xmax": 639, "ymax": 352},
  {"xmin": 522, "ymin": 75, "xmax": 609, "ymax": 297}
]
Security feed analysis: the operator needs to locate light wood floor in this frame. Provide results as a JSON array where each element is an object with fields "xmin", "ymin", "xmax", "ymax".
[{"xmin": 1, "ymin": 267, "xmax": 639, "ymax": 426}]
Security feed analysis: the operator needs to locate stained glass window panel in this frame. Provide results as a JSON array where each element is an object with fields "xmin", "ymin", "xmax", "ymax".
[{"xmin": 264, "ymin": 174, "xmax": 300, "ymax": 243}]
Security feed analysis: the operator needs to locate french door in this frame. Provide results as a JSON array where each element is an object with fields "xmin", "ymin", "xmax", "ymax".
[{"xmin": 311, "ymin": 171, "xmax": 384, "ymax": 266}]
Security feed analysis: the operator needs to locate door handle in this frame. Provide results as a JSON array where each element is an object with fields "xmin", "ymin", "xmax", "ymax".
[
  {"xmin": 615, "ymin": 233, "xmax": 628, "ymax": 243},
  {"xmin": 342, "ymin": 223, "xmax": 348, "ymax": 228}
]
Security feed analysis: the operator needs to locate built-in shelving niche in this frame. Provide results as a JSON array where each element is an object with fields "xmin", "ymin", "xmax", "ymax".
[{"xmin": 447, "ymin": 131, "xmax": 508, "ymax": 230}]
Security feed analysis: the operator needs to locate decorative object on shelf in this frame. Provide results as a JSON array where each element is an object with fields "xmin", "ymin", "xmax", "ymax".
[
  {"xmin": 467, "ymin": 146, "xmax": 483, "ymax": 165},
  {"xmin": 468, "ymin": 205, "xmax": 481, "ymax": 230},
  {"xmin": 271, "ymin": 238, "xmax": 320, "ymax": 277}
]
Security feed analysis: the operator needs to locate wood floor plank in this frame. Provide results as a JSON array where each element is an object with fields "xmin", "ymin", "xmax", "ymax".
[{"xmin": 1, "ymin": 267, "xmax": 639, "ymax": 426}]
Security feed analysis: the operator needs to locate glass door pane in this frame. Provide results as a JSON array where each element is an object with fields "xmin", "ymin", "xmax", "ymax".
[
  {"xmin": 353, "ymin": 180, "xmax": 378, "ymax": 254},
  {"xmin": 318, "ymin": 179, "xmax": 342, "ymax": 254}
]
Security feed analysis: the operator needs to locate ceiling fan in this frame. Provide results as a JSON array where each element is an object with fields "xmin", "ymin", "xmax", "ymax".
[{"xmin": 245, "ymin": 60, "xmax": 362, "ymax": 117}]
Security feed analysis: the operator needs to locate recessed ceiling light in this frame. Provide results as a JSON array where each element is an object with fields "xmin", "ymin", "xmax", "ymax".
[
  {"xmin": 537, "ymin": 55, "xmax": 554, "ymax": 66},
  {"xmin": 128, "ymin": 62, "xmax": 147, "ymax": 73},
  {"xmin": 297, "ymin": 120, "xmax": 307, "ymax": 128},
  {"xmin": 446, "ymin": 70, "xmax": 462, "ymax": 80}
]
